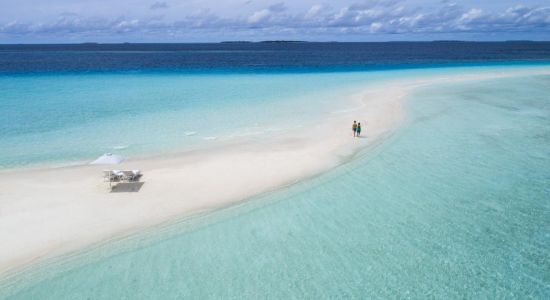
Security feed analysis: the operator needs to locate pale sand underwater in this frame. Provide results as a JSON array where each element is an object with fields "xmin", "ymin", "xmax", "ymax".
[{"xmin": 1, "ymin": 66, "xmax": 549, "ymax": 277}]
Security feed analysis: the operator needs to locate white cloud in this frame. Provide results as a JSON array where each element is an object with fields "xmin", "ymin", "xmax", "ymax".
[
  {"xmin": 305, "ymin": 5, "xmax": 324, "ymax": 19},
  {"xmin": 1, "ymin": 1, "xmax": 549, "ymax": 40},
  {"xmin": 247, "ymin": 2, "xmax": 287, "ymax": 25},
  {"xmin": 248, "ymin": 9, "xmax": 271, "ymax": 24},
  {"xmin": 460, "ymin": 8, "xmax": 483, "ymax": 23},
  {"xmin": 369, "ymin": 22, "xmax": 382, "ymax": 32}
]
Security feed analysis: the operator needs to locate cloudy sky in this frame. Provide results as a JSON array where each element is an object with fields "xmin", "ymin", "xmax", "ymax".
[{"xmin": 0, "ymin": 0, "xmax": 549, "ymax": 43}]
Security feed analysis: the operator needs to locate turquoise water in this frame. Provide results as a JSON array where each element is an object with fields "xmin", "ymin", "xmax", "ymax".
[
  {"xmin": 1, "ymin": 65, "xmax": 542, "ymax": 169},
  {"xmin": 1, "ymin": 71, "xmax": 549, "ymax": 298},
  {"xmin": 0, "ymin": 72, "xmax": 366, "ymax": 168}
]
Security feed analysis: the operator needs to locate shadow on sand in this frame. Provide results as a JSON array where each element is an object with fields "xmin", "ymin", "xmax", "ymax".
[{"xmin": 110, "ymin": 182, "xmax": 145, "ymax": 193}]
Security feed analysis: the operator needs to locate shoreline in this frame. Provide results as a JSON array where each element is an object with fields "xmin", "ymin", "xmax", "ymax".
[
  {"xmin": 1, "ymin": 66, "xmax": 550, "ymax": 278},
  {"xmin": 1, "ymin": 63, "xmax": 548, "ymax": 174}
]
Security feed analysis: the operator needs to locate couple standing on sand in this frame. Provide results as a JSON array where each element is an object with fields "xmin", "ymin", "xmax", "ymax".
[{"xmin": 352, "ymin": 120, "xmax": 362, "ymax": 137}]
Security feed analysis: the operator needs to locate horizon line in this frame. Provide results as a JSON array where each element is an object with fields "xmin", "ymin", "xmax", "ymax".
[{"xmin": 1, "ymin": 40, "xmax": 549, "ymax": 45}]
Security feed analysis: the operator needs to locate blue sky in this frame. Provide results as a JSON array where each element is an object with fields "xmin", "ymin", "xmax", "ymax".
[{"xmin": 0, "ymin": 0, "xmax": 549, "ymax": 43}]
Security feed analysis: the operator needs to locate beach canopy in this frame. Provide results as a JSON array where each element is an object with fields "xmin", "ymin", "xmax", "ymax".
[{"xmin": 90, "ymin": 153, "xmax": 126, "ymax": 165}]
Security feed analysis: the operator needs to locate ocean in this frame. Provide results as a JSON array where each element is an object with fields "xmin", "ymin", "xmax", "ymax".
[
  {"xmin": 0, "ymin": 42, "xmax": 549, "ymax": 298},
  {"xmin": 2, "ymin": 42, "xmax": 550, "ymax": 74},
  {"xmin": 2, "ymin": 42, "xmax": 550, "ymax": 169}
]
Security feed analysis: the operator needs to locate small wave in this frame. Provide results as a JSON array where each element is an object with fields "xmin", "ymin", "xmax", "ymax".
[
  {"xmin": 113, "ymin": 145, "xmax": 129, "ymax": 150},
  {"xmin": 185, "ymin": 131, "xmax": 198, "ymax": 136}
]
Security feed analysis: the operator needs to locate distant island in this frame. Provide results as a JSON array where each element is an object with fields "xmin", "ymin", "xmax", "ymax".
[
  {"xmin": 260, "ymin": 40, "xmax": 308, "ymax": 43},
  {"xmin": 220, "ymin": 41, "xmax": 253, "ymax": 44},
  {"xmin": 221, "ymin": 40, "xmax": 308, "ymax": 44}
]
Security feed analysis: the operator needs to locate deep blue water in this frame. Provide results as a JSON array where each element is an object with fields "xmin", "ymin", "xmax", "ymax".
[{"xmin": 1, "ymin": 42, "xmax": 550, "ymax": 74}]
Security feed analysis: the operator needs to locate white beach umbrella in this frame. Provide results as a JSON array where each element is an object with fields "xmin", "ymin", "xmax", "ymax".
[{"xmin": 90, "ymin": 153, "xmax": 126, "ymax": 165}]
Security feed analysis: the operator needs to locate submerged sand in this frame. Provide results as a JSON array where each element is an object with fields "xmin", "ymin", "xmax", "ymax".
[{"xmin": 1, "ymin": 67, "xmax": 549, "ymax": 275}]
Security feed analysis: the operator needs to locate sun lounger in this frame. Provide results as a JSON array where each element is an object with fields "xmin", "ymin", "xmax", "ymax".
[
  {"xmin": 103, "ymin": 170, "xmax": 123, "ymax": 182},
  {"xmin": 121, "ymin": 170, "xmax": 141, "ymax": 182},
  {"xmin": 103, "ymin": 170, "xmax": 141, "ymax": 189}
]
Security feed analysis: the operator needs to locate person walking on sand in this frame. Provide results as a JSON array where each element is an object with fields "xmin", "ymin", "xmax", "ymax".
[
  {"xmin": 352, "ymin": 121, "xmax": 357, "ymax": 137},
  {"xmin": 356, "ymin": 122, "xmax": 362, "ymax": 137}
]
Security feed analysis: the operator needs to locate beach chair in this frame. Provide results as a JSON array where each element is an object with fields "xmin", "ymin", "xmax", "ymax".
[
  {"xmin": 121, "ymin": 170, "xmax": 141, "ymax": 182},
  {"xmin": 103, "ymin": 170, "xmax": 123, "ymax": 187},
  {"xmin": 103, "ymin": 170, "xmax": 116, "ymax": 182},
  {"xmin": 131, "ymin": 170, "xmax": 141, "ymax": 181}
]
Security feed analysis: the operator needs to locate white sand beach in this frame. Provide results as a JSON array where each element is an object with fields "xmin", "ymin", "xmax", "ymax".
[{"xmin": 1, "ymin": 67, "xmax": 549, "ymax": 275}]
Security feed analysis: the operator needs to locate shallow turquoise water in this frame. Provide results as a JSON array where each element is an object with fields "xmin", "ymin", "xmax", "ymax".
[
  {"xmin": 0, "ymin": 71, "xmax": 378, "ymax": 168},
  {"xmin": 1, "ymin": 65, "xmax": 543, "ymax": 169},
  {"xmin": 1, "ymin": 72, "xmax": 549, "ymax": 299}
]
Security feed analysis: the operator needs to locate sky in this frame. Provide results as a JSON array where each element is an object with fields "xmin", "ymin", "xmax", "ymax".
[{"xmin": 0, "ymin": 0, "xmax": 549, "ymax": 43}]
